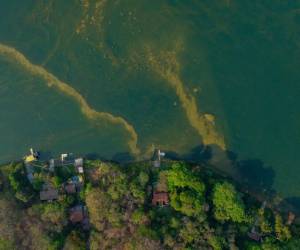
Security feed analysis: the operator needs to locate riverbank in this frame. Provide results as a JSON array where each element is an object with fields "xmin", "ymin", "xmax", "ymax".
[
  {"xmin": 1, "ymin": 155, "xmax": 299, "ymax": 249},
  {"xmin": 1, "ymin": 148, "xmax": 298, "ymax": 217},
  {"xmin": 161, "ymin": 144, "xmax": 300, "ymax": 218}
]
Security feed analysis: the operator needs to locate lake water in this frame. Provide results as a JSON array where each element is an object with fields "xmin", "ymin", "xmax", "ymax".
[{"xmin": 0, "ymin": 1, "xmax": 299, "ymax": 200}]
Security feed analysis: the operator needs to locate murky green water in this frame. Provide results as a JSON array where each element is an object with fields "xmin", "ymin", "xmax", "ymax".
[{"xmin": 0, "ymin": 1, "xmax": 299, "ymax": 199}]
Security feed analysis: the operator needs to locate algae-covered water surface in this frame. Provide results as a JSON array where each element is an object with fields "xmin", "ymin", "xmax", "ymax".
[{"xmin": 0, "ymin": 1, "xmax": 299, "ymax": 199}]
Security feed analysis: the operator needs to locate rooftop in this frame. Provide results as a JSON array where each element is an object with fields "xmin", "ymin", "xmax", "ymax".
[
  {"xmin": 287, "ymin": 212, "xmax": 296, "ymax": 225},
  {"xmin": 65, "ymin": 183, "xmax": 76, "ymax": 194},
  {"xmin": 74, "ymin": 158, "xmax": 83, "ymax": 167},
  {"xmin": 70, "ymin": 205, "xmax": 84, "ymax": 223},
  {"xmin": 25, "ymin": 154, "xmax": 37, "ymax": 163},
  {"xmin": 40, "ymin": 187, "xmax": 58, "ymax": 201},
  {"xmin": 248, "ymin": 232, "xmax": 262, "ymax": 242},
  {"xmin": 152, "ymin": 191, "xmax": 169, "ymax": 206}
]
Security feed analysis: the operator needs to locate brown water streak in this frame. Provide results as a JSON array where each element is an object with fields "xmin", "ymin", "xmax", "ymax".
[
  {"xmin": 146, "ymin": 44, "xmax": 226, "ymax": 150},
  {"xmin": 0, "ymin": 43, "xmax": 140, "ymax": 155}
]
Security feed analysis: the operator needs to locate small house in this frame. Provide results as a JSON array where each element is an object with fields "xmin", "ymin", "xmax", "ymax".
[
  {"xmin": 40, "ymin": 184, "xmax": 58, "ymax": 201},
  {"xmin": 49, "ymin": 159, "xmax": 55, "ymax": 172},
  {"xmin": 287, "ymin": 212, "xmax": 296, "ymax": 225},
  {"xmin": 24, "ymin": 148, "xmax": 39, "ymax": 163},
  {"xmin": 65, "ymin": 183, "xmax": 76, "ymax": 194},
  {"xmin": 248, "ymin": 232, "xmax": 262, "ymax": 242},
  {"xmin": 152, "ymin": 171, "xmax": 169, "ymax": 206},
  {"xmin": 152, "ymin": 191, "xmax": 169, "ymax": 206},
  {"xmin": 69, "ymin": 205, "xmax": 85, "ymax": 223},
  {"xmin": 74, "ymin": 158, "xmax": 84, "ymax": 174},
  {"xmin": 69, "ymin": 205, "xmax": 89, "ymax": 230}
]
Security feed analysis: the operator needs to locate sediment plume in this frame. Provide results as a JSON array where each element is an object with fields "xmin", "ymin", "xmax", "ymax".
[
  {"xmin": 146, "ymin": 43, "xmax": 226, "ymax": 150},
  {"xmin": 0, "ymin": 43, "xmax": 140, "ymax": 155}
]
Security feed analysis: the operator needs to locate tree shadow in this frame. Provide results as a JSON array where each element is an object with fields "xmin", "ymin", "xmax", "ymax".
[
  {"xmin": 84, "ymin": 152, "xmax": 102, "ymax": 161},
  {"xmin": 111, "ymin": 152, "xmax": 135, "ymax": 163},
  {"xmin": 166, "ymin": 144, "xmax": 276, "ymax": 198},
  {"xmin": 84, "ymin": 151, "xmax": 134, "ymax": 163},
  {"xmin": 37, "ymin": 150, "xmax": 53, "ymax": 161},
  {"xmin": 236, "ymin": 159, "xmax": 275, "ymax": 193},
  {"xmin": 226, "ymin": 150, "xmax": 238, "ymax": 163},
  {"xmin": 165, "ymin": 145, "xmax": 212, "ymax": 162},
  {"xmin": 281, "ymin": 197, "xmax": 300, "ymax": 213},
  {"xmin": 163, "ymin": 151, "xmax": 181, "ymax": 161},
  {"xmin": 182, "ymin": 145, "xmax": 212, "ymax": 162}
]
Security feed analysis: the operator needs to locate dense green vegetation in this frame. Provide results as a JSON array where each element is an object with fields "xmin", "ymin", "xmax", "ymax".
[{"xmin": 0, "ymin": 160, "xmax": 299, "ymax": 250}]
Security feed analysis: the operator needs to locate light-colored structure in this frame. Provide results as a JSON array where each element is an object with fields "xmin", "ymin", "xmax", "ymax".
[
  {"xmin": 49, "ymin": 159, "xmax": 55, "ymax": 172},
  {"xmin": 40, "ymin": 188, "xmax": 58, "ymax": 201},
  {"xmin": 74, "ymin": 158, "xmax": 84, "ymax": 174}
]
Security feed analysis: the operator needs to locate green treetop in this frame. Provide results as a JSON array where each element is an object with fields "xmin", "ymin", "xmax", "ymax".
[{"xmin": 212, "ymin": 182, "xmax": 246, "ymax": 223}]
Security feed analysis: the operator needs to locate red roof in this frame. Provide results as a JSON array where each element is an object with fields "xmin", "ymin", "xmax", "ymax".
[
  {"xmin": 152, "ymin": 192, "xmax": 169, "ymax": 206},
  {"xmin": 70, "ymin": 206, "xmax": 84, "ymax": 223},
  {"xmin": 287, "ymin": 212, "xmax": 296, "ymax": 225},
  {"xmin": 40, "ymin": 188, "xmax": 58, "ymax": 201},
  {"xmin": 248, "ymin": 232, "xmax": 261, "ymax": 242},
  {"xmin": 65, "ymin": 183, "xmax": 76, "ymax": 194}
]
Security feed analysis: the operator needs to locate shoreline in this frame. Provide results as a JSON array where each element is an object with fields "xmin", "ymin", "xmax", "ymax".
[
  {"xmin": 1, "ymin": 151, "xmax": 298, "ymax": 218},
  {"xmin": 1, "ymin": 153, "xmax": 299, "ymax": 249}
]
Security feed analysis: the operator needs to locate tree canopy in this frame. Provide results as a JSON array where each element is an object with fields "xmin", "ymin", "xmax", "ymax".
[
  {"xmin": 212, "ymin": 182, "xmax": 247, "ymax": 223},
  {"xmin": 0, "ymin": 160, "xmax": 297, "ymax": 250}
]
